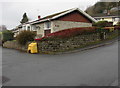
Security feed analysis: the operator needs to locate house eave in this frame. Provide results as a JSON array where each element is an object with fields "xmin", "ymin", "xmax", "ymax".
[
  {"xmin": 31, "ymin": 8, "xmax": 97, "ymax": 25},
  {"xmin": 50, "ymin": 8, "xmax": 97, "ymax": 23},
  {"xmin": 31, "ymin": 19, "xmax": 51, "ymax": 25}
]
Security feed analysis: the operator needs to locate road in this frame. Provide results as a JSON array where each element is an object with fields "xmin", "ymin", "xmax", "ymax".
[
  {"xmin": 2, "ymin": 41, "xmax": 118, "ymax": 86},
  {"xmin": 0, "ymin": 46, "xmax": 2, "ymax": 87}
]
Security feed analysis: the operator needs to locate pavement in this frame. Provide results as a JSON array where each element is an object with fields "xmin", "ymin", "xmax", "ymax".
[{"xmin": 0, "ymin": 46, "xmax": 2, "ymax": 87}]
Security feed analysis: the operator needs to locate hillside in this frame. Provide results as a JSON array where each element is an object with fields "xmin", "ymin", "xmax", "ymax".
[{"xmin": 85, "ymin": 1, "xmax": 120, "ymax": 17}]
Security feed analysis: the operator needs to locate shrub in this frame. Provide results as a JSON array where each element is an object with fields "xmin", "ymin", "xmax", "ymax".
[
  {"xmin": 116, "ymin": 22, "xmax": 120, "ymax": 26},
  {"xmin": 114, "ymin": 26, "xmax": 120, "ymax": 30},
  {"xmin": 0, "ymin": 32, "xmax": 2, "ymax": 40},
  {"xmin": 93, "ymin": 21, "xmax": 113, "ymax": 28},
  {"xmin": 35, "ymin": 27, "xmax": 96, "ymax": 41},
  {"xmin": 2, "ymin": 30, "xmax": 14, "ymax": 42},
  {"xmin": 16, "ymin": 30, "xmax": 36, "ymax": 45}
]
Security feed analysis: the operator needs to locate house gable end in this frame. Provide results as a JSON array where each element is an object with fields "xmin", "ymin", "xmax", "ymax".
[{"xmin": 55, "ymin": 10, "xmax": 92, "ymax": 23}]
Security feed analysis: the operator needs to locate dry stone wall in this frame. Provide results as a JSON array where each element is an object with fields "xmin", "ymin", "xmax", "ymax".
[{"xmin": 38, "ymin": 33, "xmax": 101, "ymax": 52}]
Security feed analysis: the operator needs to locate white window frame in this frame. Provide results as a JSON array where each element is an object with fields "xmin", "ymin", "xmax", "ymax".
[
  {"xmin": 36, "ymin": 26, "xmax": 40, "ymax": 30},
  {"xmin": 44, "ymin": 21, "xmax": 51, "ymax": 30},
  {"xmin": 22, "ymin": 26, "xmax": 26, "ymax": 30},
  {"xmin": 27, "ymin": 26, "xmax": 30, "ymax": 30}
]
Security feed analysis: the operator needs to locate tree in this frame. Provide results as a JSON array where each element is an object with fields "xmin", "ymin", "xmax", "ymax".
[
  {"xmin": 0, "ymin": 32, "xmax": 2, "ymax": 41},
  {"xmin": 20, "ymin": 13, "xmax": 29, "ymax": 24},
  {"xmin": 0, "ymin": 25, "xmax": 7, "ymax": 32},
  {"xmin": 16, "ymin": 30, "xmax": 36, "ymax": 45},
  {"xmin": 2, "ymin": 30, "xmax": 14, "ymax": 42},
  {"xmin": 93, "ymin": 21, "xmax": 112, "ymax": 28},
  {"xmin": 116, "ymin": 21, "xmax": 120, "ymax": 26}
]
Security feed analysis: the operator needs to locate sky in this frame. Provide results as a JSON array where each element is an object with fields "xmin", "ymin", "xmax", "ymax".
[{"xmin": 0, "ymin": 0, "xmax": 100, "ymax": 29}]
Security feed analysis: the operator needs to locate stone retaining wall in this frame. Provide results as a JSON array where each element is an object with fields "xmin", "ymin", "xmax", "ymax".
[
  {"xmin": 38, "ymin": 30, "xmax": 118, "ymax": 53},
  {"xmin": 3, "ymin": 41, "xmax": 27, "ymax": 51},
  {"xmin": 38, "ymin": 33, "xmax": 101, "ymax": 52}
]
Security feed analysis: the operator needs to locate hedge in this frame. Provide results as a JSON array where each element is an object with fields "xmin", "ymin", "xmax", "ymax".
[{"xmin": 35, "ymin": 27, "xmax": 97, "ymax": 41}]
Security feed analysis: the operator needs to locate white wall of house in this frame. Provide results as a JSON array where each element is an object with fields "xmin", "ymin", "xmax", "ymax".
[
  {"xmin": 31, "ymin": 20, "xmax": 95, "ymax": 38},
  {"xmin": 51, "ymin": 20, "xmax": 92, "ymax": 32},
  {"xmin": 32, "ymin": 20, "xmax": 92, "ymax": 37},
  {"xmin": 31, "ymin": 25, "xmax": 37, "ymax": 31},
  {"xmin": 13, "ymin": 24, "xmax": 36, "ymax": 37},
  {"xmin": 14, "ymin": 20, "xmax": 93, "ymax": 38},
  {"xmin": 35, "ymin": 23, "xmax": 45, "ymax": 37},
  {"xmin": 13, "ymin": 30, "xmax": 19, "ymax": 37},
  {"xmin": 22, "ymin": 24, "xmax": 32, "ymax": 31}
]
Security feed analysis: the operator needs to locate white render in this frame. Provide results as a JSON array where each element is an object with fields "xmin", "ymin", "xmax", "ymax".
[
  {"xmin": 51, "ymin": 20, "xmax": 92, "ymax": 32},
  {"xmin": 13, "ymin": 23, "xmax": 35, "ymax": 37},
  {"xmin": 35, "ymin": 23, "xmax": 45, "ymax": 37},
  {"xmin": 33, "ymin": 20, "xmax": 92, "ymax": 37},
  {"xmin": 13, "ymin": 20, "xmax": 93, "ymax": 38}
]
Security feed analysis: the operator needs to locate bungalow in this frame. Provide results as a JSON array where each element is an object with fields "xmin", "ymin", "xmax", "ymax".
[
  {"xmin": 13, "ymin": 8, "xmax": 97, "ymax": 38},
  {"xmin": 31, "ymin": 8, "xmax": 97, "ymax": 38}
]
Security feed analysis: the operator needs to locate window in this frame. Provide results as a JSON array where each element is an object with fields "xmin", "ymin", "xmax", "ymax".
[
  {"xmin": 44, "ymin": 22, "xmax": 51, "ymax": 29},
  {"xmin": 114, "ymin": 18, "xmax": 119, "ymax": 21},
  {"xmin": 112, "ymin": 18, "xmax": 115, "ymax": 21},
  {"xmin": 102, "ymin": 18, "xmax": 104, "ymax": 20},
  {"xmin": 27, "ymin": 26, "xmax": 30, "ymax": 30},
  {"xmin": 36, "ymin": 26, "xmax": 40, "ymax": 30},
  {"xmin": 23, "ymin": 26, "xmax": 26, "ymax": 30}
]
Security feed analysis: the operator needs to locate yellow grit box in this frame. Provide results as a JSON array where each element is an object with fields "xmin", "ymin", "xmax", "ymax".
[{"xmin": 27, "ymin": 42, "xmax": 38, "ymax": 54}]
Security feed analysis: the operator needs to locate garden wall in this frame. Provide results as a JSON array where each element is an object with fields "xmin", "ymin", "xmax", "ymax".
[
  {"xmin": 2, "ymin": 29, "xmax": 118, "ymax": 53},
  {"xmin": 37, "ymin": 30, "xmax": 118, "ymax": 53},
  {"xmin": 3, "ymin": 41, "xmax": 28, "ymax": 51},
  {"xmin": 38, "ymin": 33, "xmax": 100, "ymax": 52}
]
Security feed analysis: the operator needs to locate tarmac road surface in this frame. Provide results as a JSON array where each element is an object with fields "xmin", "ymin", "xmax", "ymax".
[{"xmin": 2, "ymin": 41, "xmax": 118, "ymax": 86}]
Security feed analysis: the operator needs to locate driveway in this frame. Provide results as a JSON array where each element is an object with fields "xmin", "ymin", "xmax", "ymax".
[{"xmin": 2, "ymin": 41, "xmax": 118, "ymax": 86}]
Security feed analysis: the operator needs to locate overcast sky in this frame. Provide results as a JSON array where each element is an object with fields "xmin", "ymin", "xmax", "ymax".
[{"xmin": 0, "ymin": 0, "xmax": 100, "ymax": 29}]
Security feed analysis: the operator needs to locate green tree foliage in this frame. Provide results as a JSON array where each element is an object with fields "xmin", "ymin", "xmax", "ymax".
[
  {"xmin": 116, "ymin": 22, "xmax": 120, "ymax": 26},
  {"xmin": 93, "ymin": 21, "xmax": 112, "ymax": 28},
  {"xmin": 16, "ymin": 30, "xmax": 36, "ymax": 45},
  {"xmin": 20, "ymin": 13, "xmax": 29, "ymax": 24},
  {"xmin": 2, "ymin": 30, "xmax": 14, "ymax": 42},
  {"xmin": 0, "ymin": 32, "xmax": 2, "ymax": 41}
]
